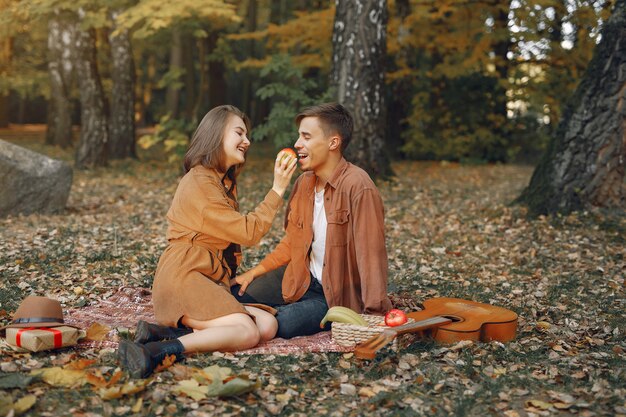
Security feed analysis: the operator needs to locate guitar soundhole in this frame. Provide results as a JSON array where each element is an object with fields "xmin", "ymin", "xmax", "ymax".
[{"xmin": 441, "ymin": 315, "xmax": 463, "ymax": 323}]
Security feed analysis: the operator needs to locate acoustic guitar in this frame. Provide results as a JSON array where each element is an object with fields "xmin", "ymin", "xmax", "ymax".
[{"xmin": 354, "ymin": 298, "xmax": 518, "ymax": 360}]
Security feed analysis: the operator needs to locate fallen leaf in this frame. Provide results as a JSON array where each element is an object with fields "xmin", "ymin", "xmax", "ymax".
[
  {"xmin": 197, "ymin": 365, "xmax": 232, "ymax": 384},
  {"xmin": 86, "ymin": 369, "xmax": 123, "ymax": 388},
  {"xmin": 275, "ymin": 392, "xmax": 292, "ymax": 402},
  {"xmin": 85, "ymin": 322, "xmax": 111, "ymax": 341},
  {"xmin": 168, "ymin": 364, "xmax": 196, "ymax": 380},
  {"xmin": 175, "ymin": 379, "xmax": 209, "ymax": 401},
  {"xmin": 0, "ymin": 392, "xmax": 37, "ymax": 416},
  {"xmin": 131, "ymin": 397, "xmax": 143, "ymax": 413},
  {"xmin": 154, "ymin": 354, "xmax": 177, "ymax": 373},
  {"xmin": 64, "ymin": 359, "xmax": 96, "ymax": 370},
  {"xmin": 526, "ymin": 399, "xmax": 552, "ymax": 410},
  {"xmin": 99, "ymin": 380, "xmax": 148, "ymax": 400},
  {"xmin": 358, "ymin": 387, "xmax": 377, "ymax": 398},
  {"xmin": 31, "ymin": 367, "xmax": 87, "ymax": 387},
  {"xmin": 206, "ymin": 376, "xmax": 258, "ymax": 398},
  {"xmin": 450, "ymin": 340, "xmax": 473, "ymax": 351},
  {"xmin": 535, "ymin": 321, "xmax": 551, "ymax": 331}
]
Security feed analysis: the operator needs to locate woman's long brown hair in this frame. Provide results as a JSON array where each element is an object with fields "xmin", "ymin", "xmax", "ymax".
[{"xmin": 183, "ymin": 105, "xmax": 251, "ymax": 185}]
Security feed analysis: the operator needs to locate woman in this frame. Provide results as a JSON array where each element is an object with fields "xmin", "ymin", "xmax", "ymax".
[{"xmin": 118, "ymin": 105, "xmax": 297, "ymax": 378}]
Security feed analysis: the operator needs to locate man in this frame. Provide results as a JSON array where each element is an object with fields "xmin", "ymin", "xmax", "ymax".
[{"xmin": 231, "ymin": 102, "xmax": 392, "ymax": 338}]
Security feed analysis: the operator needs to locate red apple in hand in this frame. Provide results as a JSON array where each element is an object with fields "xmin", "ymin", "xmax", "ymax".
[
  {"xmin": 384, "ymin": 309, "xmax": 408, "ymax": 327},
  {"xmin": 278, "ymin": 148, "xmax": 297, "ymax": 163}
]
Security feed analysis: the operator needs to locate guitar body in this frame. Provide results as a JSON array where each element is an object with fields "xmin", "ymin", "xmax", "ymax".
[{"xmin": 406, "ymin": 298, "xmax": 518, "ymax": 343}]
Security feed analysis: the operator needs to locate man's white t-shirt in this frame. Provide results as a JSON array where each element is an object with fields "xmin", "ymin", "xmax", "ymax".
[{"xmin": 309, "ymin": 187, "xmax": 327, "ymax": 283}]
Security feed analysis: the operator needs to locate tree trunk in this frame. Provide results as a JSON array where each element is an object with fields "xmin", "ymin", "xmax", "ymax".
[
  {"xmin": 136, "ymin": 53, "xmax": 156, "ymax": 126},
  {"xmin": 491, "ymin": 0, "xmax": 512, "ymax": 160},
  {"xmin": 241, "ymin": 0, "xmax": 258, "ymax": 121},
  {"xmin": 331, "ymin": 0, "xmax": 392, "ymax": 179},
  {"xmin": 183, "ymin": 33, "xmax": 196, "ymax": 121},
  {"xmin": 207, "ymin": 33, "xmax": 227, "ymax": 109},
  {"xmin": 74, "ymin": 11, "xmax": 108, "ymax": 169},
  {"xmin": 386, "ymin": 0, "xmax": 411, "ymax": 158},
  {"xmin": 108, "ymin": 11, "xmax": 136, "ymax": 159},
  {"xmin": 0, "ymin": 37, "xmax": 11, "ymax": 128},
  {"xmin": 0, "ymin": 94, "xmax": 9, "ymax": 128},
  {"xmin": 517, "ymin": 0, "xmax": 626, "ymax": 215},
  {"xmin": 46, "ymin": 12, "xmax": 74, "ymax": 148},
  {"xmin": 165, "ymin": 28, "xmax": 182, "ymax": 118},
  {"xmin": 193, "ymin": 37, "xmax": 208, "ymax": 117}
]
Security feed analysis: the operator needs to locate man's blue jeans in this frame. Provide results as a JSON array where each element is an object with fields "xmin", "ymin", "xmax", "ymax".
[{"xmin": 231, "ymin": 266, "xmax": 330, "ymax": 339}]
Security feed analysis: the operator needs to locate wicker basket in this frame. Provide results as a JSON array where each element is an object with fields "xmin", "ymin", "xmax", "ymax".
[{"xmin": 331, "ymin": 314, "xmax": 415, "ymax": 349}]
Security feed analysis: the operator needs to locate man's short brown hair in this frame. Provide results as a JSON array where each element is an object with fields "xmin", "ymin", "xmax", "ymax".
[{"xmin": 295, "ymin": 103, "xmax": 354, "ymax": 152}]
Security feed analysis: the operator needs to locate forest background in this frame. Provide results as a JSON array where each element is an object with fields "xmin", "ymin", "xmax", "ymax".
[
  {"xmin": 0, "ymin": 0, "xmax": 624, "ymax": 416},
  {"xmin": 0, "ymin": 0, "xmax": 614, "ymax": 168}
]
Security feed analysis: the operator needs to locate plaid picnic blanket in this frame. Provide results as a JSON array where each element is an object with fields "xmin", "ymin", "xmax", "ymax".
[{"xmin": 64, "ymin": 286, "xmax": 352, "ymax": 355}]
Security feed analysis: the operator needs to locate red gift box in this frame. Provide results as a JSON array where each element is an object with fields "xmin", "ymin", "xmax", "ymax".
[{"xmin": 5, "ymin": 326, "xmax": 79, "ymax": 352}]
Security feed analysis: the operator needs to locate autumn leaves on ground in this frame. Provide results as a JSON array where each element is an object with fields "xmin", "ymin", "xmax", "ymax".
[{"xmin": 0, "ymin": 134, "xmax": 624, "ymax": 417}]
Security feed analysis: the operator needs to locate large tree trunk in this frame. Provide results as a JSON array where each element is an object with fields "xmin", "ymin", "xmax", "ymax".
[
  {"xmin": 108, "ymin": 11, "xmax": 136, "ymax": 159},
  {"xmin": 331, "ymin": 0, "xmax": 392, "ymax": 179},
  {"xmin": 46, "ymin": 12, "xmax": 74, "ymax": 148},
  {"xmin": 0, "ymin": 37, "xmax": 11, "ymax": 128},
  {"xmin": 517, "ymin": 0, "xmax": 625, "ymax": 215},
  {"xmin": 74, "ymin": 11, "xmax": 108, "ymax": 169}
]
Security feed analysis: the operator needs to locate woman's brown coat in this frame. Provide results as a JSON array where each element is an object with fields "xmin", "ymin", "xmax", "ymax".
[{"xmin": 152, "ymin": 165, "xmax": 283, "ymax": 327}]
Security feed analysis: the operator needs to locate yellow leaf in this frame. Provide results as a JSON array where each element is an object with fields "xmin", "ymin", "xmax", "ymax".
[
  {"xmin": 13, "ymin": 394, "xmax": 36, "ymax": 414},
  {"xmin": 197, "ymin": 365, "xmax": 231, "ymax": 384},
  {"xmin": 85, "ymin": 322, "xmax": 111, "ymax": 341},
  {"xmin": 99, "ymin": 380, "xmax": 148, "ymax": 400},
  {"xmin": 175, "ymin": 379, "xmax": 209, "ymax": 401},
  {"xmin": 526, "ymin": 399, "xmax": 552, "ymax": 410},
  {"xmin": 31, "ymin": 367, "xmax": 87, "ymax": 387},
  {"xmin": 131, "ymin": 397, "xmax": 143, "ymax": 413},
  {"xmin": 276, "ymin": 393, "xmax": 291, "ymax": 402},
  {"xmin": 535, "ymin": 321, "xmax": 551, "ymax": 331}
]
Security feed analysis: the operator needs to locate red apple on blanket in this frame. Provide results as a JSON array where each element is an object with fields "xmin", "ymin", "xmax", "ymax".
[{"xmin": 384, "ymin": 309, "xmax": 408, "ymax": 327}]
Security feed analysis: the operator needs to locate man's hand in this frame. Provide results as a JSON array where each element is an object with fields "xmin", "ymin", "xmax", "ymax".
[{"xmin": 230, "ymin": 270, "xmax": 256, "ymax": 296}]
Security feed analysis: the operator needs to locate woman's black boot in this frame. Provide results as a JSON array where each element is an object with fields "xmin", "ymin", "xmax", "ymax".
[
  {"xmin": 118, "ymin": 339, "xmax": 185, "ymax": 379},
  {"xmin": 133, "ymin": 320, "xmax": 193, "ymax": 344}
]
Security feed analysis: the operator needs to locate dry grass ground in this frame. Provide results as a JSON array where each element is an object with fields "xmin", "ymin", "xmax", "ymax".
[{"xmin": 0, "ymin": 129, "xmax": 624, "ymax": 416}]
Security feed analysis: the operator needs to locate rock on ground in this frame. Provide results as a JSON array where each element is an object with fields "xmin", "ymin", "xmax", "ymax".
[{"xmin": 0, "ymin": 139, "xmax": 73, "ymax": 217}]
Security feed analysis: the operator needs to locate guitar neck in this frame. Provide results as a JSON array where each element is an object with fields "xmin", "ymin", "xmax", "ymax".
[{"xmin": 393, "ymin": 316, "xmax": 453, "ymax": 336}]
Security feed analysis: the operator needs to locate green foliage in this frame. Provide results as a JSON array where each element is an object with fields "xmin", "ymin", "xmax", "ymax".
[
  {"xmin": 156, "ymin": 67, "xmax": 185, "ymax": 90},
  {"xmin": 402, "ymin": 73, "xmax": 512, "ymax": 162},
  {"xmin": 253, "ymin": 55, "xmax": 333, "ymax": 148},
  {"xmin": 115, "ymin": 0, "xmax": 240, "ymax": 39},
  {"xmin": 137, "ymin": 114, "xmax": 195, "ymax": 163},
  {"xmin": 387, "ymin": 0, "xmax": 609, "ymax": 162}
]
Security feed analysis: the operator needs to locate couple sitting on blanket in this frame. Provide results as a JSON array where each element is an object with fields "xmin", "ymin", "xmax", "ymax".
[{"xmin": 118, "ymin": 103, "xmax": 393, "ymax": 378}]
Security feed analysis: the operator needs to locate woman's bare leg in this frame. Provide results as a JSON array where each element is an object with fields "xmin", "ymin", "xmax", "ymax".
[
  {"xmin": 244, "ymin": 306, "xmax": 278, "ymax": 342},
  {"xmin": 178, "ymin": 313, "xmax": 261, "ymax": 353}
]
